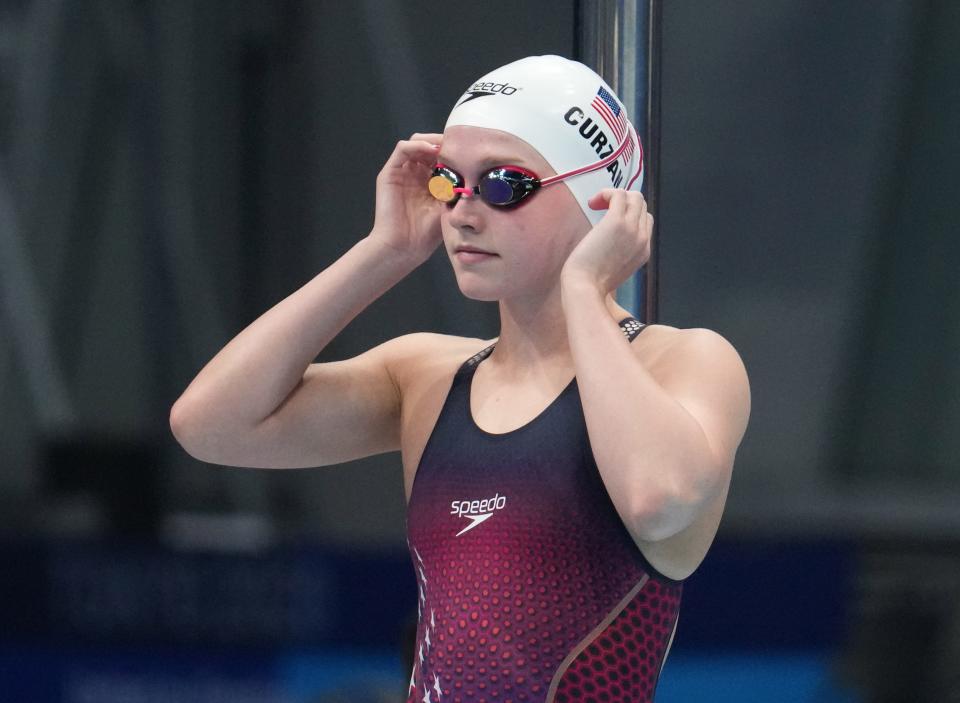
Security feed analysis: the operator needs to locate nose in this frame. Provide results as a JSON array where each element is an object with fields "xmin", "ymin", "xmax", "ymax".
[{"xmin": 447, "ymin": 189, "xmax": 483, "ymax": 230}]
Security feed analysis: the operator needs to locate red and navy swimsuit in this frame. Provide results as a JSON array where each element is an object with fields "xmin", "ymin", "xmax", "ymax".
[{"xmin": 405, "ymin": 316, "xmax": 683, "ymax": 702}]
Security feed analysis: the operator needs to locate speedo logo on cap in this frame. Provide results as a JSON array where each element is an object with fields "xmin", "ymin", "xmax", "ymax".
[
  {"xmin": 455, "ymin": 81, "xmax": 521, "ymax": 106},
  {"xmin": 450, "ymin": 492, "xmax": 507, "ymax": 537}
]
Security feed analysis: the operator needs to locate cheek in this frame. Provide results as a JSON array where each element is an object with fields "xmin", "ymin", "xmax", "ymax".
[
  {"xmin": 504, "ymin": 229, "xmax": 568, "ymax": 281},
  {"xmin": 528, "ymin": 208, "xmax": 585, "ymax": 264},
  {"xmin": 440, "ymin": 214, "xmax": 461, "ymax": 247}
]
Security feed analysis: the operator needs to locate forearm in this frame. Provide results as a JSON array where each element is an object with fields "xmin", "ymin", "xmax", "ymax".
[
  {"xmin": 172, "ymin": 235, "xmax": 419, "ymax": 432},
  {"xmin": 560, "ymin": 277, "xmax": 719, "ymax": 541}
]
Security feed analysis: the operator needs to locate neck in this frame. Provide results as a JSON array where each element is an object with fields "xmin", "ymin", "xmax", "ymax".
[{"xmin": 491, "ymin": 283, "xmax": 630, "ymax": 374}]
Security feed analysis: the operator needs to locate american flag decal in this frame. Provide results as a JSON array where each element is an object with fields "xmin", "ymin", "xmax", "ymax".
[
  {"xmin": 591, "ymin": 86, "xmax": 627, "ymax": 142},
  {"xmin": 622, "ymin": 132, "xmax": 635, "ymax": 163}
]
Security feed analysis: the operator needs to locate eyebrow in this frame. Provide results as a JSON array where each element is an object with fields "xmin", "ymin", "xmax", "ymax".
[{"xmin": 436, "ymin": 155, "xmax": 527, "ymax": 170}]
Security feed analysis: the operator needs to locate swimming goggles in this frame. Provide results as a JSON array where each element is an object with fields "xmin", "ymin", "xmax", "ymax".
[{"xmin": 428, "ymin": 126, "xmax": 636, "ymax": 208}]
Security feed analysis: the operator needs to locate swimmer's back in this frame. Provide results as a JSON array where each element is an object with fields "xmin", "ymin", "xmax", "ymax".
[{"xmin": 171, "ymin": 331, "xmax": 491, "ymax": 471}]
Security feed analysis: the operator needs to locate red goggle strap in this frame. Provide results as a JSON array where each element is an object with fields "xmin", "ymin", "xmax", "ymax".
[{"xmin": 539, "ymin": 122, "xmax": 640, "ymax": 187}]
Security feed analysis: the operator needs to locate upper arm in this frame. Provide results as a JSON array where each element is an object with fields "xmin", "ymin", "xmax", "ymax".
[
  {"xmin": 652, "ymin": 328, "xmax": 752, "ymax": 471},
  {"xmin": 207, "ymin": 333, "xmax": 435, "ymax": 469}
]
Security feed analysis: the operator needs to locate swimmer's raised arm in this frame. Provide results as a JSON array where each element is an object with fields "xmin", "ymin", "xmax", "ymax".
[{"xmin": 170, "ymin": 133, "xmax": 444, "ymax": 468}]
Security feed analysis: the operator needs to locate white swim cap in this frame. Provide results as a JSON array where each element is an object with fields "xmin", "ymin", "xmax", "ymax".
[{"xmin": 444, "ymin": 55, "xmax": 643, "ymax": 227}]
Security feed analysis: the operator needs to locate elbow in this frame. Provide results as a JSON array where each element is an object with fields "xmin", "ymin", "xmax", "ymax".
[
  {"xmin": 169, "ymin": 394, "xmax": 214, "ymax": 461},
  {"xmin": 629, "ymin": 492, "xmax": 681, "ymax": 543},
  {"xmin": 169, "ymin": 393, "xmax": 266, "ymax": 466},
  {"xmin": 627, "ymin": 449, "xmax": 728, "ymax": 542},
  {"xmin": 627, "ymin": 479, "xmax": 704, "ymax": 543},
  {"xmin": 169, "ymin": 396, "xmax": 196, "ymax": 453}
]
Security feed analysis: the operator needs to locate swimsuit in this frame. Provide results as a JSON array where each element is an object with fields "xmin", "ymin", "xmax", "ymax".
[{"xmin": 406, "ymin": 316, "xmax": 683, "ymax": 702}]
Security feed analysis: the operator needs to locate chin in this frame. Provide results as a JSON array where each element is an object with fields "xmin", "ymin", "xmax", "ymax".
[
  {"xmin": 453, "ymin": 274, "xmax": 504, "ymax": 302},
  {"xmin": 456, "ymin": 284, "xmax": 502, "ymax": 302}
]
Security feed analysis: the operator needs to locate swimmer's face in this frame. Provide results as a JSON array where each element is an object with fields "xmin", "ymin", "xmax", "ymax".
[{"xmin": 436, "ymin": 125, "xmax": 590, "ymax": 302}]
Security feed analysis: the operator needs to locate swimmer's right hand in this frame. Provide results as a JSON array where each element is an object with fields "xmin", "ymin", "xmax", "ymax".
[{"xmin": 368, "ymin": 133, "xmax": 444, "ymax": 265}]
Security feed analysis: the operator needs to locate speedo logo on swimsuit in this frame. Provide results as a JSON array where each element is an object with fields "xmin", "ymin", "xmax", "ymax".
[
  {"xmin": 563, "ymin": 106, "xmax": 626, "ymax": 188},
  {"xmin": 455, "ymin": 81, "xmax": 521, "ymax": 106},
  {"xmin": 449, "ymin": 493, "xmax": 507, "ymax": 537}
]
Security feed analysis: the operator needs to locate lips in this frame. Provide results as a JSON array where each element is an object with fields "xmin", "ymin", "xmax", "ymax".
[{"xmin": 455, "ymin": 246, "xmax": 497, "ymax": 255}]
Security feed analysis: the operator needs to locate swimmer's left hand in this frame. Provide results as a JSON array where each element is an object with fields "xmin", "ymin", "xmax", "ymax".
[{"xmin": 560, "ymin": 189, "xmax": 653, "ymax": 294}]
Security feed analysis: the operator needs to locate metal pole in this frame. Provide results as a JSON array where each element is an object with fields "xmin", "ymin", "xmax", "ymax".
[
  {"xmin": 644, "ymin": 0, "xmax": 662, "ymax": 324},
  {"xmin": 576, "ymin": 0, "xmax": 660, "ymax": 324}
]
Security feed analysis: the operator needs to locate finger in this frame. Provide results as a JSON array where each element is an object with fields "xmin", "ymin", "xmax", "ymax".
[
  {"xmin": 622, "ymin": 191, "xmax": 645, "ymax": 222},
  {"xmin": 587, "ymin": 188, "xmax": 627, "ymax": 212},
  {"xmin": 401, "ymin": 138, "xmax": 442, "ymax": 159},
  {"xmin": 607, "ymin": 189, "xmax": 630, "ymax": 219},
  {"xmin": 408, "ymin": 133, "xmax": 443, "ymax": 157},
  {"xmin": 636, "ymin": 192, "xmax": 648, "ymax": 216},
  {"xmin": 410, "ymin": 132, "xmax": 443, "ymax": 144},
  {"xmin": 384, "ymin": 139, "xmax": 442, "ymax": 170},
  {"xmin": 586, "ymin": 188, "xmax": 612, "ymax": 210}
]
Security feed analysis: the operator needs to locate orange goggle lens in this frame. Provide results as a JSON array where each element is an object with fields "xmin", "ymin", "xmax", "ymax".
[{"xmin": 428, "ymin": 174, "xmax": 457, "ymax": 202}]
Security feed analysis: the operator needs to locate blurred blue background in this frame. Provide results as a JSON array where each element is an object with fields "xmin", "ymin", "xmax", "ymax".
[{"xmin": 1, "ymin": 1, "xmax": 958, "ymax": 701}]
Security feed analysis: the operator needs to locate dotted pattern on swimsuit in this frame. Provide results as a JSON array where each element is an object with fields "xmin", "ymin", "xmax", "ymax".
[
  {"xmin": 552, "ymin": 578, "xmax": 681, "ymax": 702},
  {"xmin": 408, "ymin": 512, "xmax": 679, "ymax": 702},
  {"xmin": 619, "ymin": 318, "xmax": 643, "ymax": 339}
]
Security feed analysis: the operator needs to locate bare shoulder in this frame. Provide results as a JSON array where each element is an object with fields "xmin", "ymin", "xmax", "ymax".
[
  {"xmin": 634, "ymin": 324, "xmax": 746, "ymax": 377},
  {"xmin": 381, "ymin": 331, "xmax": 498, "ymax": 395},
  {"xmin": 634, "ymin": 322, "xmax": 738, "ymax": 353},
  {"xmin": 636, "ymin": 323, "xmax": 751, "ymax": 457}
]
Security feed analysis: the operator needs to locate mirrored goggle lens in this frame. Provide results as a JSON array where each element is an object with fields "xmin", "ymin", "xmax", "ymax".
[
  {"xmin": 428, "ymin": 173, "xmax": 457, "ymax": 202},
  {"xmin": 479, "ymin": 168, "xmax": 537, "ymax": 206},
  {"xmin": 478, "ymin": 175, "xmax": 517, "ymax": 205}
]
